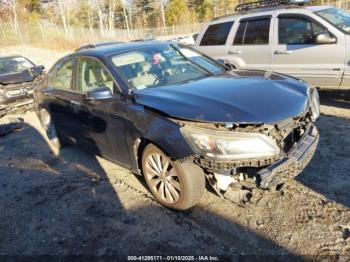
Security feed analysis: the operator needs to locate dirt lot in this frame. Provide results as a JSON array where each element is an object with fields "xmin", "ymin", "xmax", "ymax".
[
  {"xmin": 0, "ymin": 45, "xmax": 69, "ymax": 69},
  {"xmin": 0, "ymin": 47, "xmax": 350, "ymax": 260}
]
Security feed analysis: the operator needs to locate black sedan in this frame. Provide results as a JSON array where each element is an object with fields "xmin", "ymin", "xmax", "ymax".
[
  {"xmin": 34, "ymin": 41, "xmax": 320, "ymax": 210},
  {"xmin": 0, "ymin": 56, "xmax": 45, "ymax": 117}
]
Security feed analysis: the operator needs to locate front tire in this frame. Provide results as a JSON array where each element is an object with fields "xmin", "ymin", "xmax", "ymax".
[{"xmin": 142, "ymin": 144, "xmax": 205, "ymax": 210}]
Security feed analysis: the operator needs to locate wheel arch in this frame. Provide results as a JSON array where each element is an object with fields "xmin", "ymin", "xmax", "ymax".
[{"xmin": 132, "ymin": 137, "xmax": 180, "ymax": 176}]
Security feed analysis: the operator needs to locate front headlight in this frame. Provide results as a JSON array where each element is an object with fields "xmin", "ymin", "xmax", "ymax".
[
  {"xmin": 309, "ymin": 87, "xmax": 320, "ymax": 121},
  {"xmin": 181, "ymin": 126, "xmax": 280, "ymax": 160}
]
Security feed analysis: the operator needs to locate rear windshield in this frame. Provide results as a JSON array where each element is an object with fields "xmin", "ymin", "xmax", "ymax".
[
  {"xmin": 317, "ymin": 7, "xmax": 350, "ymax": 34},
  {"xmin": 110, "ymin": 45, "xmax": 225, "ymax": 90},
  {"xmin": 0, "ymin": 57, "xmax": 34, "ymax": 75}
]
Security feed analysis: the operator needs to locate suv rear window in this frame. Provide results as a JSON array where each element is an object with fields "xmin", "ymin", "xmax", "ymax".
[
  {"xmin": 200, "ymin": 21, "xmax": 234, "ymax": 46},
  {"xmin": 233, "ymin": 18, "xmax": 271, "ymax": 45}
]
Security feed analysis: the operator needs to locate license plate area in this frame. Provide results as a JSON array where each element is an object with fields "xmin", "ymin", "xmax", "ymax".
[{"xmin": 6, "ymin": 89, "xmax": 23, "ymax": 98}]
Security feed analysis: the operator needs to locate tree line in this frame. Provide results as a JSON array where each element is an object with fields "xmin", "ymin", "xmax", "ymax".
[
  {"xmin": 0, "ymin": 0, "xmax": 346, "ymax": 38},
  {"xmin": 0, "ymin": 0, "xmax": 259, "ymax": 37}
]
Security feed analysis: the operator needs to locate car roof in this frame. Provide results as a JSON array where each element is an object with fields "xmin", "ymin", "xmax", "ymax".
[
  {"xmin": 211, "ymin": 5, "xmax": 333, "ymax": 22},
  {"xmin": 0, "ymin": 55, "xmax": 25, "ymax": 60},
  {"xmin": 305, "ymin": 5, "xmax": 333, "ymax": 12},
  {"xmin": 68, "ymin": 40, "xmax": 169, "ymax": 59}
]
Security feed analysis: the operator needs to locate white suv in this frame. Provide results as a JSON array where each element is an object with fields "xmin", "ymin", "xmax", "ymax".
[{"xmin": 194, "ymin": 0, "xmax": 350, "ymax": 89}]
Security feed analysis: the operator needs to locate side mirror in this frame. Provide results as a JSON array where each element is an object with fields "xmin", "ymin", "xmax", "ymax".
[
  {"xmin": 217, "ymin": 59, "xmax": 235, "ymax": 71},
  {"xmin": 193, "ymin": 33, "xmax": 199, "ymax": 41},
  {"xmin": 86, "ymin": 86, "xmax": 113, "ymax": 101},
  {"xmin": 31, "ymin": 65, "xmax": 45, "ymax": 76},
  {"xmin": 216, "ymin": 59, "xmax": 225, "ymax": 65},
  {"xmin": 316, "ymin": 32, "xmax": 336, "ymax": 44},
  {"xmin": 37, "ymin": 65, "xmax": 45, "ymax": 72}
]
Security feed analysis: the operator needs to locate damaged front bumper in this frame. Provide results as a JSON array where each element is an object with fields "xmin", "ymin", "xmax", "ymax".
[
  {"xmin": 257, "ymin": 124, "xmax": 319, "ymax": 190},
  {"xmin": 0, "ymin": 81, "xmax": 37, "ymax": 118},
  {"xmin": 193, "ymin": 123, "xmax": 319, "ymax": 194},
  {"xmin": 0, "ymin": 96, "xmax": 34, "ymax": 118}
]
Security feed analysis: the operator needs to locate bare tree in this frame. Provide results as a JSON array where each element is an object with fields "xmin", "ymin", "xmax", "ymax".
[
  {"xmin": 160, "ymin": 0, "xmax": 166, "ymax": 30},
  {"xmin": 87, "ymin": 10, "xmax": 94, "ymax": 33},
  {"xmin": 108, "ymin": 0, "xmax": 114, "ymax": 37},
  {"xmin": 57, "ymin": 0, "xmax": 69, "ymax": 37},
  {"xmin": 0, "ymin": 17, "xmax": 6, "ymax": 40},
  {"xmin": 9, "ymin": 0, "xmax": 22, "ymax": 42},
  {"xmin": 91, "ymin": 0, "xmax": 105, "ymax": 37},
  {"xmin": 122, "ymin": 2, "xmax": 131, "ymax": 39}
]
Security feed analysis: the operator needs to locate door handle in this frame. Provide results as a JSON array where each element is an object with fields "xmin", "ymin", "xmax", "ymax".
[
  {"xmin": 43, "ymin": 91, "xmax": 53, "ymax": 97},
  {"xmin": 71, "ymin": 101, "xmax": 81, "ymax": 106},
  {"xmin": 43, "ymin": 92, "xmax": 60, "ymax": 99},
  {"xmin": 228, "ymin": 50, "xmax": 242, "ymax": 55},
  {"xmin": 275, "ymin": 50, "xmax": 293, "ymax": 55}
]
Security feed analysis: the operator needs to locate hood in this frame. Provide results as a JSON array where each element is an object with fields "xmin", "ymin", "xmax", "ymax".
[
  {"xmin": 133, "ymin": 70, "xmax": 310, "ymax": 124},
  {"xmin": 0, "ymin": 68, "xmax": 40, "ymax": 85}
]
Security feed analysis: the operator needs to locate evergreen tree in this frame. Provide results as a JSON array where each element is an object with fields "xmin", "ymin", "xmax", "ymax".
[
  {"xmin": 196, "ymin": 0, "xmax": 213, "ymax": 22},
  {"xmin": 165, "ymin": 0, "xmax": 190, "ymax": 26}
]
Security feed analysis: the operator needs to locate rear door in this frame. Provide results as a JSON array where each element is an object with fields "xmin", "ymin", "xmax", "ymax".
[
  {"xmin": 45, "ymin": 58, "xmax": 82, "ymax": 142},
  {"xmin": 273, "ymin": 12, "xmax": 345, "ymax": 87},
  {"xmin": 227, "ymin": 15, "xmax": 273, "ymax": 70},
  {"xmin": 195, "ymin": 20, "xmax": 234, "ymax": 60}
]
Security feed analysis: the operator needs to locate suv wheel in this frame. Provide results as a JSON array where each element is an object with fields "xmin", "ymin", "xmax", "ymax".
[
  {"xmin": 142, "ymin": 144, "xmax": 205, "ymax": 210},
  {"xmin": 39, "ymin": 109, "xmax": 64, "ymax": 148}
]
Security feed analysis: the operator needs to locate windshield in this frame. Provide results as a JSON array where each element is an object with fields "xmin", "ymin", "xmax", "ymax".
[
  {"xmin": 110, "ymin": 44, "xmax": 225, "ymax": 90},
  {"xmin": 0, "ymin": 57, "xmax": 34, "ymax": 75},
  {"xmin": 317, "ymin": 8, "xmax": 350, "ymax": 34}
]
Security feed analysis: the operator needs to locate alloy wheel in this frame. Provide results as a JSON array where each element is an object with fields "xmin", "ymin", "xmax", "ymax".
[{"xmin": 144, "ymin": 152, "xmax": 181, "ymax": 204}]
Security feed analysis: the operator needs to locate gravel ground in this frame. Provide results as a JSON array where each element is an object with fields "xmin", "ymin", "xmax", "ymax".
[{"xmin": 0, "ymin": 46, "xmax": 350, "ymax": 260}]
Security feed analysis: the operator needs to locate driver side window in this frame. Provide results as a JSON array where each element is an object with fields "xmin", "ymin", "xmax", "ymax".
[{"xmin": 77, "ymin": 57, "xmax": 114, "ymax": 93}]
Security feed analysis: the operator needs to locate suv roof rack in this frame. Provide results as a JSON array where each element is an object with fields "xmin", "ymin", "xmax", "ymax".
[
  {"xmin": 235, "ymin": 0, "xmax": 310, "ymax": 12},
  {"xmin": 75, "ymin": 41, "xmax": 124, "ymax": 52},
  {"xmin": 131, "ymin": 37, "xmax": 156, "ymax": 42}
]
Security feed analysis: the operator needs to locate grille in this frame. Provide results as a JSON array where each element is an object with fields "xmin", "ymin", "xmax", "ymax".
[{"xmin": 196, "ymin": 155, "xmax": 281, "ymax": 173}]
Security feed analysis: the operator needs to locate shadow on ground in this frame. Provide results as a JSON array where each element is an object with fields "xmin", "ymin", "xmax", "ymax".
[
  {"xmin": 0, "ymin": 122, "xmax": 301, "ymax": 260},
  {"xmin": 297, "ymin": 113, "xmax": 350, "ymax": 209},
  {"xmin": 319, "ymin": 89, "xmax": 350, "ymax": 110}
]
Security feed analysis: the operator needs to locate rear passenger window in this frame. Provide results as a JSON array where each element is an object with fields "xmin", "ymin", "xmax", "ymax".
[
  {"xmin": 233, "ymin": 18, "xmax": 271, "ymax": 45},
  {"xmin": 200, "ymin": 21, "xmax": 234, "ymax": 46},
  {"xmin": 53, "ymin": 59, "xmax": 74, "ymax": 90},
  {"xmin": 233, "ymin": 21, "xmax": 246, "ymax": 45},
  {"xmin": 279, "ymin": 17, "xmax": 328, "ymax": 44}
]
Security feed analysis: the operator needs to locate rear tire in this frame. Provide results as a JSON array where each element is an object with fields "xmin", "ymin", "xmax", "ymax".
[
  {"xmin": 142, "ymin": 144, "xmax": 205, "ymax": 210},
  {"xmin": 39, "ymin": 108, "xmax": 65, "ymax": 149}
]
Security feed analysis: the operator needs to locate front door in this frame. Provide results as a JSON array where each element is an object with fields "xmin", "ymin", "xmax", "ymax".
[
  {"xmin": 273, "ymin": 13, "xmax": 345, "ymax": 88},
  {"xmin": 75, "ymin": 57, "xmax": 129, "ymax": 164}
]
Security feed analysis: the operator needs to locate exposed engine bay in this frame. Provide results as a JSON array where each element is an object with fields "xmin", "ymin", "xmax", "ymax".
[{"xmin": 0, "ymin": 56, "xmax": 45, "ymax": 118}]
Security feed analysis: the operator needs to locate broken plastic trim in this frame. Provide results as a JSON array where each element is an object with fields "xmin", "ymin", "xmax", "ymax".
[{"xmin": 258, "ymin": 124, "xmax": 319, "ymax": 190}]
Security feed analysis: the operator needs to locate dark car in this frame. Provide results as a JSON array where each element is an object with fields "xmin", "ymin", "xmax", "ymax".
[
  {"xmin": 0, "ymin": 56, "xmax": 45, "ymax": 118},
  {"xmin": 33, "ymin": 41, "xmax": 320, "ymax": 210}
]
